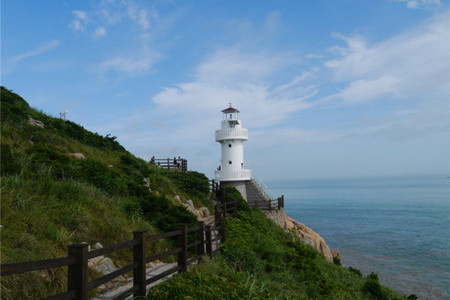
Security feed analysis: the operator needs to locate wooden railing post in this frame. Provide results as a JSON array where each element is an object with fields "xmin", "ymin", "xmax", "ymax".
[
  {"xmin": 205, "ymin": 224, "xmax": 213, "ymax": 258},
  {"xmin": 167, "ymin": 158, "xmax": 170, "ymax": 170},
  {"xmin": 178, "ymin": 224, "xmax": 188, "ymax": 272},
  {"xmin": 234, "ymin": 199, "xmax": 237, "ymax": 216},
  {"xmin": 133, "ymin": 230, "xmax": 146, "ymax": 298},
  {"xmin": 214, "ymin": 205, "xmax": 221, "ymax": 226},
  {"xmin": 220, "ymin": 218, "xmax": 226, "ymax": 243},
  {"xmin": 223, "ymin": 202, "xmax": 227, "ymax": 218},
  {"xmin": 68, "ymin": 243, "xmax": 88, "ymax": 300},
  {"xmin": 197, "ymin": 221, "xmax": 205, "ymax": 257}
]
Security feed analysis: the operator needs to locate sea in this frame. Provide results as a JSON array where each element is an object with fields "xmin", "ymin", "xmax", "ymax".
[{"xmin": 267, "ymin": 175, "xmax": 449, "ymax": 300}]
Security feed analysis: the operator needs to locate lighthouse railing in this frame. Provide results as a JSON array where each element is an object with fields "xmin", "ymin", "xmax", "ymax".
[
  {"xmin": 215, "ymin": 128, "xmax": 248, "ymax": 141},
  {"xmin": 251, "ymin": 173, "xmax": 277, "ymax": 201},
  {"xmin": 214, "ymin": 169, "xmax": 252, "ymax": 181}
]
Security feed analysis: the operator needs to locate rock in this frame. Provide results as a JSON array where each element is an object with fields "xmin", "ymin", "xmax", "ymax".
[
  {"xmin": 92, "ymin": 257, "xmax": 117, "ymax": 275},
  {"xmin": 174, "ymin": 195, "xmax": 182, "ymax": 204},
  {"xmin": 88, "ymin": 255, "xmax": 105, "ymax": 268},
  {"xmin": 96, "ymin": 284, "xmax": 107, "ymax": 293},
  {"xmin": 108, "ymin": 164, "xmax": 113, "ymax": 168},
  {"xmin": 92, "ymin": 242, "xmax": 103, "ymax": 250},
  {"xmin": 143, "ymin": 177, "xmax": 151, "ymax": 191},
  {"xmin": 285, "ymin": 215, "xmax": 334, "ymax": 263},
  {"xmin": 68, "ymin": 153, "xmax": 85, "ymax": 159},
  {"xmin": 331, "ymin": 250, "xmax": 341, "ymax": 261},
  {"xmin": 200, "ymin": 207, "xmax": 210, "ymax": 217},
  {"xmin": 28, "ymin": 117, "xmax": 44, "ymax": 128},
  {"xmin": 183, "ymin": 201, "xmax": 202, "ymax": 218},
  {"xmin": 112, "ymin": 275, "xmax": 127, "ymax": 283}
]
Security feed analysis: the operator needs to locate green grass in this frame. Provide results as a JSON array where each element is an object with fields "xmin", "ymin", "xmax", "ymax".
[{"xmin": 0, "ymin": 86, "xmax": 214, "ymax": 298}]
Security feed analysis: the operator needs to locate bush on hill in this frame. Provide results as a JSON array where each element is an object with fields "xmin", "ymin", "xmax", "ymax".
[{"xmin": 0, "ymin": 86, "xmax": 214, "ymax": 298}]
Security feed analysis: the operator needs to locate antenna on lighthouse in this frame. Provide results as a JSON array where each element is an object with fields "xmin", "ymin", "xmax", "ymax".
[{"xmin": 60, "ymin": 109, "xmax": 68, "ymax": 120}]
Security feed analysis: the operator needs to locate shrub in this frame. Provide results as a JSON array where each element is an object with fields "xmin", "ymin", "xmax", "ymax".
[
  {"xmin": 362, "ymin": 272, "xmax": 386, "ymax": 299},
  {"xmin": 139, "ymin": 193, "xmax": 197, "ymax": 232},
  {"xmin": 222, "ymin": 247, "xmax": 264, "ymax": 273},
  {"xmin": 222, "ymin": 186, "xmax": 249, "ymax": 212},
  {"xmin": 1, "ymin": 143, "xmax": 20, "ymax": 176},
  {"xmin": 165, "ymin": 170, "xmax": 210, "ymax": 201},
  {"xmin": 349, "ymin": 266, "xmax": 363, "ymax": 277}
]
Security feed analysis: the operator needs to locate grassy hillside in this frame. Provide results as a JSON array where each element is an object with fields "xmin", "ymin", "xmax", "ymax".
[
  {"xmin": 0, "ymin": 87, "xmax": 212, "ymax": 299},
  {"xmin": 149, "ymin": 192, "xmax": 410, "ymax": 299}
]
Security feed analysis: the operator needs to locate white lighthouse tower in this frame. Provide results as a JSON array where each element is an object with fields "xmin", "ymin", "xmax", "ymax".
[{"xmin": 215, "ymin": 103, "xmax": 252, "ymax": 199}]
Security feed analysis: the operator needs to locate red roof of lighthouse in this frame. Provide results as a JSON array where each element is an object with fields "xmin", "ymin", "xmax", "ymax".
[{"xmin": 221, "ymin": 105, "xmax": 240, "ymax": 113}]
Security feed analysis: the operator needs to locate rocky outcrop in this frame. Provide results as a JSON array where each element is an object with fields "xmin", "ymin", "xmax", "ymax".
[
  {"xmin": 182, "ymin": 198, "xmax": 210, "ymax": 219},
  {"xmin": 285, "ymin": 215, "xmax": 339, "ymax": 263},
  {"xmin": 68, "ymin": 153, "xmax": 85, "ymax": 159},
  {"xmin": 28, "ymin": 117, "xmax": 45, "ymax": 128}
]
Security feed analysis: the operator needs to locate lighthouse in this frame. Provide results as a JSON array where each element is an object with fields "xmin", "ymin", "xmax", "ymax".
[{"xmin": 215, "ymin": 103, "xmax": 252, "ymax": 199}]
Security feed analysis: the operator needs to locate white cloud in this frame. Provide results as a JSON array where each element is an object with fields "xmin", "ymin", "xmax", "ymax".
[
  {"xmin": 306, "ymin": 54, "xmax": 324, "ymax": 59},
  {"xmin": 392, "ymin": 0, "xmax": 441, "ymax": 9},
  {"xmin": 99, "ymin": 53, "xmax": 159, "ymax": 76},
  {"xmin": 11, "ymin": 40, "xmax": 60, "ymax": 63},
  {"xmin": 93, "ymin": 26, "xmax": 106, "ymax": 39},
  {"xmin": 69, "ymin": 1, "xmax": 156, "ymax": 39},
  {"xmin": 126, "ymin": 3, "xmax": 155, "ymax": 30},
  {"xmin": 69, "ymin": 10, "xmax": 88, "ymax": 32},
  {"xmin": 151, "ymin": 48, "xmax": 315, "ymax": 131},
  {"xmin": 324, "ymin": 11, "xmax": 450, "ymax": 104}
]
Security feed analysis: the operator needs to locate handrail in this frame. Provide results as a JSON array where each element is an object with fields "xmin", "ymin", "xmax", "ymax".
[
  {"xmin": 251, "ymin": 173, "xmax": 276, "ymax": 200},
  {"xmin": 0, "ymin": 201, "xmax": 238, "ymax": 299}
]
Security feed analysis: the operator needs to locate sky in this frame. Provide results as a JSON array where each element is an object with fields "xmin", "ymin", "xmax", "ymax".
[{"xmin": 2, "ymin": 0, "xmax": 449, "ymax": 181}]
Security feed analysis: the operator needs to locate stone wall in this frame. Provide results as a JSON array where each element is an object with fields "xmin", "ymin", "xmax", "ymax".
[
  {"xmin": 220, "ymin": 181, "xmax": 248, "ymax": 201},
  {"xmin": 263, "ymin": 210, "xmax": 286, "ymax": 228}
]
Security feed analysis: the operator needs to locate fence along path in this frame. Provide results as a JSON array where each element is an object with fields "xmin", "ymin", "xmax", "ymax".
[{"xmin": 0, "ymin": 201, "xmax": 236, "ymax": 300}]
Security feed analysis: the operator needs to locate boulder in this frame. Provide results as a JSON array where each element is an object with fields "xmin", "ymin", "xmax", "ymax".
[
  {"xmin": 143, "ymin": 177, "xmax": 151, "ymax": 191},
  {"xmin": 200, "ymin": 207, "xmax": 210, "ymax": 217},
  {"xmin": 285, "ymin": 215, "xmax": 334, "ymax": 263},
  {"xmin": 93, "ymin": 257, "xmax": 117, "ymax": 275},
  {"xmin": 174, "ymin": 195, "xmax": 182, "ymax": 204},
  {"xmin": 183, "ymin": 200, "xmax": 202, "ymax": 218},
  {"xmin": 92, "ymin": 242, "xmax": 103, "ymax": 250},
  {"xmin": 68, "ymin": 153, "xmax": 85, "ymax": 159},
  {"xmin": 28, "ymin": 117, "xmax": 44, "ymax": 128}
]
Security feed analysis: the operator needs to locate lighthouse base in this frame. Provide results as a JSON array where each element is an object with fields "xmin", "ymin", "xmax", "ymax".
[{"xmin": 220, "ymin": 181, "xmax": 248, "ymax": 201}]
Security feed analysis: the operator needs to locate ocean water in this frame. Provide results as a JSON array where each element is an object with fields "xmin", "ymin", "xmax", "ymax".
[{"xmin": 267, "ymin": 175, "xmax": 450, "ymax": 300}]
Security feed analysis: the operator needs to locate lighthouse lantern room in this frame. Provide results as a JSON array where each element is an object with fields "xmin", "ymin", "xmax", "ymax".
[{"xmin": 215, "ymin": 103, "xmax": 251, "ymax": 182}]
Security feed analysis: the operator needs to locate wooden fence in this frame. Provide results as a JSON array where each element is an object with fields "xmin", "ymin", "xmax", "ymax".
[
  {"xmin": 247, "ymin": 195, "xmax": 284, "ymax": 212},
  {"xmin": 151, "ymin": 158, "xmax": 188, "ymax": 171},
  {"xmin": 0, "ymin": 201, "xmax": 237, "ymax": 300},
  {"xmin": 210, "ymin": 179, "xmax": 284, "ymax": 212}
]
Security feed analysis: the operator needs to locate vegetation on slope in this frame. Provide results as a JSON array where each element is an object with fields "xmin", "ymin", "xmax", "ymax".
[
  {"xmin": 0, "ymin": 87, "xmax": 212, "ymax": 299},
  {"xmin": 149, "ymin": 190, "xmax": 408, "ymax": 300}
]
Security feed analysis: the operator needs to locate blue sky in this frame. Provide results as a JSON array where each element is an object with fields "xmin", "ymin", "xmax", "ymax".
[{"xmin": 2, "ymin": 0, "xmax": 449, "ymax": 180}]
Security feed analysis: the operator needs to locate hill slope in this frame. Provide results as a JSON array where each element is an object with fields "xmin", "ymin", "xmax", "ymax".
[{"xmin": 0, "ymin": 87, "xmax": 212, "ymax": 299}]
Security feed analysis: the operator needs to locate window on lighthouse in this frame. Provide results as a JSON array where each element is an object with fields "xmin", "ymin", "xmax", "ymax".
[
  {"xmin": 228, "ymin": 161, "xmax": 232, "ymax": 164},
  {"xmin": 228, "ymin": 144, "xmax": 232, "ymax": 148}
]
